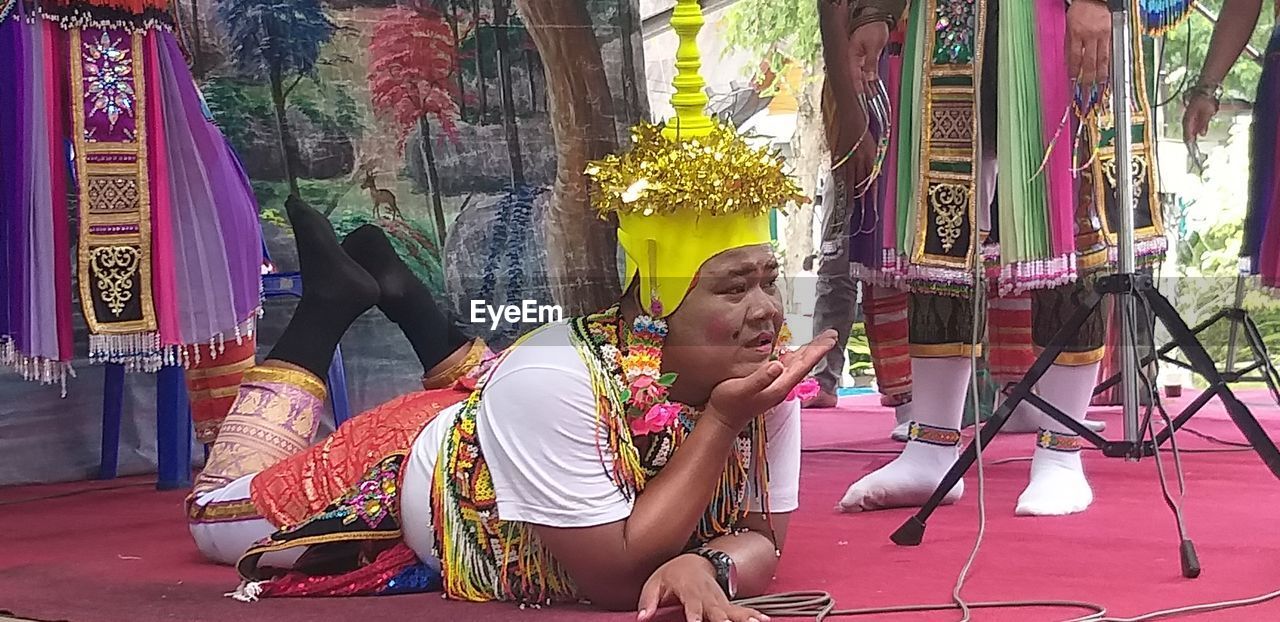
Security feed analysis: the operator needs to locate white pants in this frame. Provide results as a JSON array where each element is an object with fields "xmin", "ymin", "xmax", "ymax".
[
  {"xmin": 187, "ymin": 473, "xmax": 304, "ymax": 568},
  {"xmin": 188, "ymin": 468, "xmax": 442, "ymax": 572}
]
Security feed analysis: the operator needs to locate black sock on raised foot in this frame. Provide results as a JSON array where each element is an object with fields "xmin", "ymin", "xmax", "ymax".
[
  {"xmin": 340, "ymin": 224, "xmax": 469, "ymax": 374},
  {"xmin": 266, "ymin": 196, "xmax": 380, "ymax": 379}
]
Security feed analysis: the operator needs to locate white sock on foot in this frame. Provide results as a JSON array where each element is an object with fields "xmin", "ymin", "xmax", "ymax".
[
  {"xmin": 890, "ymin": 402, "xmax": 912, "ymax": 441},
  {"xmin": 1016, "ymin": 362, "xmax": 1099, "ymax": 516},
  {"xmin": 1000, "ymin": 390, "xmax": 1044, "ymax": 434},
  {"xmin": 840, "ymin": 357, "xmax": 970, "ymax": 512},
  {"xmin": 1001, "ymin": 388, "xmax": 1106, "ymax": 434}
]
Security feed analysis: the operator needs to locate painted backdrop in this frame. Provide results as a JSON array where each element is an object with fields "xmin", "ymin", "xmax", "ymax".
[
  {"xmin": 0, "ymin": 0, "xmax": 650, "ymax": 487},
  {"xmin": 183, "ymin": 0, "xmax": 648, "ymax": 414}
]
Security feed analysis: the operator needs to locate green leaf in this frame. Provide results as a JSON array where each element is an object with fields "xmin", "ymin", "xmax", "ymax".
[{"xmin": 658, "ymin": 372, "xmax": 678, "ymax": 386}]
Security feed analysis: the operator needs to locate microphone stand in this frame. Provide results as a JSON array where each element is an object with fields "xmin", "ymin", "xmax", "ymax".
[{"xmin": 888, "ymin": 0, "xmax": 1280, "ymax": 581}]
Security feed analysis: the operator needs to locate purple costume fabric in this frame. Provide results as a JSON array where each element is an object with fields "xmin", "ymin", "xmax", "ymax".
[
  {"xmin": 846, "ymin": 52, "xmax": 892, "ymax": 270},
  {"xmin": 155, "ymin": 30, "xmax": 261, "ymax": 345},
  {"xmin": 0, "ymin": 14, "xmax": 22, "ymax": 347},
  {"xmin": 1245, "ymin": 26, "xmax": 1280, "ymax": 280}
]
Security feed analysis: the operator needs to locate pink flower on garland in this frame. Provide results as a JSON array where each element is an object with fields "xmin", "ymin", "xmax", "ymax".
[
  {"xmin": 787, "ymin": 378, "xmax": 820, "ymax": 402},
  {"xmin": 631, "ymin": 402, "xmax": 682, "ymax": 436},
  {"xmin": 630, "ymin": 374, "xmax": 669, "ymax": 411}
]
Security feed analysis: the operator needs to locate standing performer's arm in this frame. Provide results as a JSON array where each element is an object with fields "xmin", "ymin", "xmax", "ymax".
[
  {"xmin": 819, "ymin": 0, "xmax": 857, "ymax": 97},
  {"xmin": 819, "ymin": 0, "xmax": 906, "ymax": 91},
  {"xmin": 1183, "ymin": 0, "xmax": 1265, "ymax": 140}
]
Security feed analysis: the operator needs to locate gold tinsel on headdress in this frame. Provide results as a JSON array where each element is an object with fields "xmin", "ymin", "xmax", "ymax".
[
  {"xmin": 580, "ymin": 0, "xmax": 809, "ymax": 317},
  {"xmin": 585, "ymin": 121, "xmax": 807, "ymax": 218}
]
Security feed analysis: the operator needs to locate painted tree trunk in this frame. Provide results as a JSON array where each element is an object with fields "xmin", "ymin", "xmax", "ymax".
[
  {"xmin": 471, "ymin": 0, "xmax": 488, "ymax": 122},
  {"xmin": 492, "ymin": 0, "xmax": 525, "ymax": 185},
  {"xmin": 617, "ymin": 0, "xmax": 639, "ymax": 127},
  {"xmin": 448, "ymin": 0, "xmax": 466, "ymax": 119},
  {"xmin": 268, "ymin": 67, "xmax": 300, "ymax": 196},
  {"xmin": 418, "ymin": 116, "xmax": 448, "ymax": 247},
  {"xmin": 525, "ymin": 50, "xmax": 537, "ymax": 113},
  {"xmin": 189, "ymin": 0, "xmax": 206, "ymax": 78},
  {"xmin": 512, "ymin": 0, "xmax": 621, "ymax": 314}
]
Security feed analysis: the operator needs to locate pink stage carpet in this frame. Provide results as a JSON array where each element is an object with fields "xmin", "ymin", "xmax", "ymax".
[{"xmin": 3, "ymin": 390, "xmax": 1280, "ymax": 621}]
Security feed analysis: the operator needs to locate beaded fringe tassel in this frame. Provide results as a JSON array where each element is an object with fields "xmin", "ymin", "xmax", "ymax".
[
  {"xmin": 0, "ymin": 337, "xmax": 76, "ymax": 397},
  {"xmin": 88, "ymin": 314, "xmax": 260, "ymax": 374}
]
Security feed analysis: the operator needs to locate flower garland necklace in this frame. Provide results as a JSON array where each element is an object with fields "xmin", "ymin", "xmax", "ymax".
[
  {"xmin": 619, "ymin": 314, "xmax": 684, "ymax": 436},
  {"xmin": 600, "ymin": 306, "xmax": 817, "ymax": 545}
]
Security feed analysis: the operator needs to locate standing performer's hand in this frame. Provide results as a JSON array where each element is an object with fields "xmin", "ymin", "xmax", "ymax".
[
  {"xmin": 1182, "ymin": 93, "xmax": 1219, "ymax": 141},
  {"xmin": 1066, "ymin": 0, "xmax": 1112, "ymax": 87},
  {"xmin": 847, "ymin": 22, "xmax": 890, "ymax": 93}
]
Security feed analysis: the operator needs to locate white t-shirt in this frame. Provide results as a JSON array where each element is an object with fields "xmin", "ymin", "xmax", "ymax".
[{"xmin": 398, "ymin": 322, "xmax": 803, "ymax": 567}]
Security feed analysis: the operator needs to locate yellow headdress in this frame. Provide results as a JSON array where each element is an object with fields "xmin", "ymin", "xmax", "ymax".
[{"xmin": 584, "ymin": 0, "xmax": 806, "ymax": 318}]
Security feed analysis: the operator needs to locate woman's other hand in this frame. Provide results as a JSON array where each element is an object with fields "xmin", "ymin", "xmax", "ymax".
[
  {"xmin": 1066, "ymin": 0, "xmax": 1111, "ymax": 87},
  {"xmin": 636, "ymin": 554, "xmax": 769, "ymax": 622},
  {"xmin": 846, "ymin": 22, "xmax": 890, "ymax": 93}
]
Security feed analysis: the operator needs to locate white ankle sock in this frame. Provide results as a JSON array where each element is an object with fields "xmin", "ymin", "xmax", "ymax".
[
  {"xmin": 1002, "ymin": 387, "xmax": 1106, "ymax": 434},
  {"xmin": 890, "ymin": 402, "xmax": 912, "ymax": 441},
  {"xmin": 1016, "ymin": 362, "xmax": 1099, "ymax": 516},
  {"xmin": 839, "ymin": 357, "xmax": 970, "ymax": 512},
  {"xmin": 1000, "ymin": 390, "xmax": 1045, "ymax": 433}
]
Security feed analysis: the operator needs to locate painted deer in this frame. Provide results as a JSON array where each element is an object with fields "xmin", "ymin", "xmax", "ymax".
[{"xmin": 361, "ymin": 171, "xmax": 402, "ymax": 221}]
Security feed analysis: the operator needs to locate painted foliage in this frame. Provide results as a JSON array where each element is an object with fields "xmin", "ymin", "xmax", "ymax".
[{"xmin": 183, "ymin": 0, "xmax": 647, "ymax": 353}]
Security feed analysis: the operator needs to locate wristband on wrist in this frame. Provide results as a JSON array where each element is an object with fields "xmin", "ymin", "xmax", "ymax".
[
  {"xmin": 689, "ymin": 547, "xmax": 738, "ymax": 600},
  {"xmin": 1186, "ymin": 80, "xmax": 1223, "ymax": 108},
  {"xmin": 824, "ymin": 0, "xmax": 900, "ymax": 33}
]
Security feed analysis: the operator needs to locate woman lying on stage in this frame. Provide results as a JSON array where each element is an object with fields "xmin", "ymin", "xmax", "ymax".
[{"xmin": 187, "ymin": 184, "xmax": 831, "ymax": 621}]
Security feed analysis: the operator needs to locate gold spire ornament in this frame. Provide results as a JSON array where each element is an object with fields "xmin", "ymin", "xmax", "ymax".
[{"xmin": 584, "ymin": 0, "xmax": 806, "ymax": 318}]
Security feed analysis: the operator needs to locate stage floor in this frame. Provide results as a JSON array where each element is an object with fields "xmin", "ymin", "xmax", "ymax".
[{"xmin": 4, "ymin": 390, "xmax": 1280, "ymax": 621}]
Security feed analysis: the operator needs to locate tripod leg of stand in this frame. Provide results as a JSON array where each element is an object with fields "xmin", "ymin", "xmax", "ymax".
[
  {"xmin": 890, "ymin": 390, "xmax": 1029, "ymax": 546},
  {"xmin": 1145, "ymin": 290, "xmax": 1280, "ymax": 478},
  {"xmin": 1225, "ymin": 275, "xmax": 1247, "ymax": 371},
  {"xmin": 1095, "ymin": 308, "xmax": 1227, "ymax": 396},
  {"xmin": 1242, "ymin": 314, "xmax": 1280, "ymax": 406},
  {"xmin": 891, "ymin": 290, "xmax": 1104, "ymax": 546},
  {"xmin": 1160, "ymin": 383, "xmax": 1224, "ymax": 434}
]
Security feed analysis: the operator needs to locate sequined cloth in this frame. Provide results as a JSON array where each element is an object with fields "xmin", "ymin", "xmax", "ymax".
[{"xmin": 249, "ymin": 387, "xmax": 469, "ymax": 529}]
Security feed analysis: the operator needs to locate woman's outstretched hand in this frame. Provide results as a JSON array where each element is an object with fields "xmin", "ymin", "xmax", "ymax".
[
  {"xmin": 707, "ymin": 330, "xmax": 838, "ymax": 431},
  {"xmin": 636, "ymin": 554, "xmax": 770, "ymax": 622}
]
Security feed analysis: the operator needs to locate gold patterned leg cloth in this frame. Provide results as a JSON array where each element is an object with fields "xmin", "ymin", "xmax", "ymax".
[
  {"xmin": 191, "ymin": 362, "xmax": 327, "ymax": 497},
  {"xmin": 907, "ymin": 293, "xmax": 984, "ymax": 359},
  {"xmin": 187, "ymin": 362, "xmax": 326, "ymax": 565},
  {"xmin": 1031, "ymin": 279, "xmax": 1107, "ymax": 367}
]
